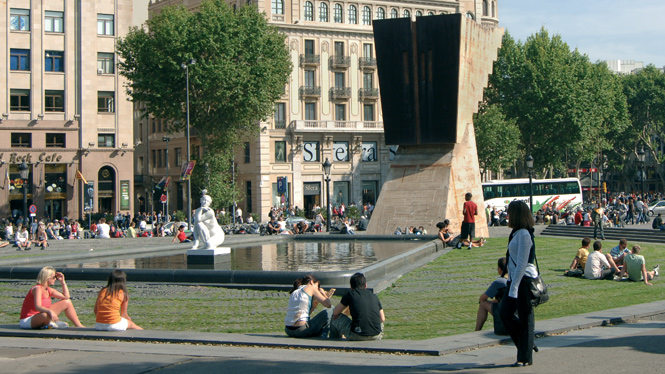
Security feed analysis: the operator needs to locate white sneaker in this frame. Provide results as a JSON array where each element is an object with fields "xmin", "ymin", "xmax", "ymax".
[
  {"xmin": 47, "ymin": 321, "xmax": 69, "ymax": 329},
  {"xmin": 653, "ymin": 265, "xmax": 660, "ymax": 277}
]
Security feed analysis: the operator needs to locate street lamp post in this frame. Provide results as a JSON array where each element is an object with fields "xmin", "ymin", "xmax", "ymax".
[
  {"xmin": 322, "ymin": 158, "xmax": 332, "ymax": 232},
  {"xmin": 637, "ymin": 148, "xmax": 646, "ymax": 194},
  {"xmin": 526, "ymin": 155, "xmax": 534, "ymax": 213},
  {"xmin": 18, "ymin": 162, "xmax": 30, "ymax": 222},
  {"xmin": 162, "ymin": 136, "xmax": 170, "ymax": 222},
  {"xmin": 181, "ymin": 58, "xmax": 196, "ymax": 227}
]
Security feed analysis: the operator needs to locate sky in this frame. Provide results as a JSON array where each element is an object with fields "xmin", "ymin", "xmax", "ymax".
[{"xmin": 499, "ymin": 0, "xmax": 665, "ymax": 68}]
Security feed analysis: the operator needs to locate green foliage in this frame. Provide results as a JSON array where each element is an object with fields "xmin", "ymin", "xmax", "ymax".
[
  {"xmin": 117, "ymin": 0, "xmax": 291, "ymax": 203},
  {"xmin": 473, "ymin": 103, "xmax": 522, "ymax": 175},
  {"xmin": 250, "ymin": 213, "xmax": 260, "ymax": 223},
  {"xmin": 484, "ymin": 30, "xmax": 629, "ymax": 177},
  {"xmin": 346, "ymin": 206, "xmax": 360, "ymax": 220},
  {"xmin": 622, "ymin": 66, "xmax": 665, "ymax": 188},
  {"xmin": 173, "ymin": 210, "xmax": 187, "ymax": 222}
]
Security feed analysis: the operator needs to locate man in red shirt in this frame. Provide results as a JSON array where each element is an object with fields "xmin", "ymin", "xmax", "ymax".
[
  {"xmin": 457, "ymin": 192, "xmax": 478, "ymax": 249},
  {"xmin": 171, "ymin": 225, "xmax": 192, "ymax": 244}
]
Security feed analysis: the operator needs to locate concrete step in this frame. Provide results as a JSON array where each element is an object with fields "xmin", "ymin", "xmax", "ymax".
[{"xmin": 540, "ymin": 225, "xmax": 665, "ymax": 244}]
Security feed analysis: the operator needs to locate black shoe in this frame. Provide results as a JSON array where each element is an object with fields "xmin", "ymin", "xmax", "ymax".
[{"xmin": 533, "ymin": 345, "xmax": 539, "ymax": 352}]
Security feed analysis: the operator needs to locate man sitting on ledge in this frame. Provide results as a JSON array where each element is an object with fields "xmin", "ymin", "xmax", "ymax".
[{"xmin": 330, "ymin": 273, "xmax": 385, "ymax": 340}]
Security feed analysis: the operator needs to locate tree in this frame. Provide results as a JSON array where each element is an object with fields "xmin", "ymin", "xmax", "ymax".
[
  {"xmin": 117, "ymin": 0, "xmax": 291, "ymax": 203},
  {"xmin": 473, "ymin": 103, "xmax": 521, "ymax": 177},
  {"xmin": 622, "ymin": 66, "xmax": 665, "ymax": 190},
  {"xmin": 485, "ymin": 29, "xmax": 629, "ymax": 177}
]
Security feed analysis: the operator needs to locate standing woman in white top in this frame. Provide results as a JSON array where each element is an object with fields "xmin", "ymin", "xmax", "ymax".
[
  {"xmin": 284, "ymin": 275, "xmax": 334, "ymax": 338},
  {"xmin": 499, "ymin": 200, "xmax": 539, "ymax": 367}
]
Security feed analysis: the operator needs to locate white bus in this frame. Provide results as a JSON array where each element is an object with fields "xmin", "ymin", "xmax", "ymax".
[{"xmin": 482, "ymin": 177, "xmax": 583, "ymax": 213}]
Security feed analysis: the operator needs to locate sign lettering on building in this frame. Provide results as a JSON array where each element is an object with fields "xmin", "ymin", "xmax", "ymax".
[
  {"xmin": 2, "ymin": 152, "xmax": 65, "ymax": 164},
  {"xmin": 362, "ymin": 142, "xmax": 377, "ymax": 162},
  {"xmin": 333, "ymin": 141, "xmax": 349, "ymax": 162},
  {"xmin": 303, "ymin": 141, "xmax": 320, "ymax": 162}
]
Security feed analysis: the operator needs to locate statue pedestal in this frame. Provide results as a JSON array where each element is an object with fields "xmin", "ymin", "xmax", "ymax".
[{"xmin": 186, "ymin": 248, "xmax": 231, "ymax": 266}]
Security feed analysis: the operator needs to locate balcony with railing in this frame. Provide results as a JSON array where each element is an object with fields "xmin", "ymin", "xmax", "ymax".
[
  {"xmin": 299, "ymin": 86, "xmax": 321, "ymax": 98},
  {"xmin": 274, "ymin": 120, "xmax": 286, "ymax": 129},
  {"xmin": 272, "ymin": 14, "xmax": 284, "ymax": 22},
  {"xmin": 290, "ymin": 120, "xmax": 383, "ymax": 133},
  {"xmin": 330, "ymin": 87, "xmax": 352, "ymax": 100},
  {"xmin": 358, "ymin": 88, "xmax": 379, "ymax": 100},
  {"xmin": 358, "ymin": 57, "xmax": 377, "ymax": 69},
  {"xmin": 299, "ymin": 54, "xmax": 320, "ymax": 66},
  {"xmin": 330, "ymin": 55, "xmax": 351, "ymax": 68}
]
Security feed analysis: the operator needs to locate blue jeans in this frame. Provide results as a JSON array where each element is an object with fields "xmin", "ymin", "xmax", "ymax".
[
  {"xmin": 330, "ymin": 314, "xmax": 384, "ymax": 340},
  {"xmin": 284, "ymin": 309, "xmax": 330, "ymax": 338}
]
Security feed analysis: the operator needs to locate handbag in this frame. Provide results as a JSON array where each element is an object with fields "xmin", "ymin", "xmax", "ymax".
[{"xmin": 507, "ymin": 229, "xmax": 549, "ymax": 307}]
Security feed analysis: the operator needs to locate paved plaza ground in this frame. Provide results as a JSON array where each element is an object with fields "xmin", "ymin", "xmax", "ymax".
[{"xmin": 1, "ymin": 223, "xmax": 664, "ymax": 373}]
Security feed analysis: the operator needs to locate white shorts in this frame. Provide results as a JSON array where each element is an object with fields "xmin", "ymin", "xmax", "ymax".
[
  {"xmin": 19, "ymin": 316, "xmax": 34, "ymax": 329},
  {"xmin": 95, "ymin": 317, "xmax": 128, "ymax": 331}
]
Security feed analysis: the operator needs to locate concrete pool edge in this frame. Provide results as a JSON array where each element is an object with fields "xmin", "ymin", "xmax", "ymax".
[{"xmin": 0, "ymin": 236, "xmax": 444, "ymax": 292}]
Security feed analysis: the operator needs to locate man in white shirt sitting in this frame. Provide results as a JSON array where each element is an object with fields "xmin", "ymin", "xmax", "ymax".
[
  {"xmin": 585, "ymin": 240, "xmax": 620, "ymax": 280},
  {"xmin": 96, "ymin": 218, "xmax": 111, "ymax": 239},
  {"xmin": 15, "ymin": 225, "xmax": 32, "ymax": 250}
]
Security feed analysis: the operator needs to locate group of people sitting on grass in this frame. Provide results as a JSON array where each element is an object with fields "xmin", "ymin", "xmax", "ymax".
[
  {"xmin": 19, "ymin": 266, "xmax": 142, "ymax": 331},
  {"xmin": 564, "ymin": 237, "xmax": 659, "ymax": 285},
  {"xmin": 436, "ymin": 219, "xmax": 486, "ymax": 249},
  {"xmin": 284, "ymin": 273, "xmax": 385, "ymax": 340}
]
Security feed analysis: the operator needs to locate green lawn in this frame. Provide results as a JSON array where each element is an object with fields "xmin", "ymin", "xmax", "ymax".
[{"xmin": 1, "ymin": 236, "xmax": 663, "ymax": 340}]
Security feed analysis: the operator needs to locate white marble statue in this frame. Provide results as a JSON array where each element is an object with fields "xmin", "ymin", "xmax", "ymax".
[{"xmin": 191, "ymin": 191, "xmax": 225, "ymax": 249}]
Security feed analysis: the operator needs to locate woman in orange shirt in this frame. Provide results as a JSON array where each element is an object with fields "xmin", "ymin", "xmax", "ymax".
[{"xmin": 94, "ymin": 270, "xmax": 143, "ymax": 331}]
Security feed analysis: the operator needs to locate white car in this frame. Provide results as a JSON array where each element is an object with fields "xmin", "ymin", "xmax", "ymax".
[{"xmin": 648, "ymin": 200, "xmax": 665, "ymax": 217}]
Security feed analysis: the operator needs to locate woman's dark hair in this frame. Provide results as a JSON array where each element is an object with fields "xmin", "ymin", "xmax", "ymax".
[
  {"xmin": 290, "ymin": 274, "xmax": 319, "ymax": 294},
  {"xmin": 103, "ymin": 270, "xmax": 128, "ymax": 300},
  {"xmin": 507, "ymin": 200, "xmax": 534, "ymax": 230},
  {"xmin": 436, "ymin": 219, "xmax": 450, "ymax": 230}
]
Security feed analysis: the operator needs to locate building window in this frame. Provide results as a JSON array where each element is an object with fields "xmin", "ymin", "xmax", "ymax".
[
  {"xmin": 275, "ymin": 103, "xmax": 286, "ymax": 128},
  {"xmin": 244, "ymin": 142, "xmax": 251, "ymax": 163},
  {"xmin": 45, "ymin": 90, "xmax": 65, "ymax": 112},
  {"xmin": 319, "ymin": 3, "xmax": 329, "ymax": 22},
  {"xmin": 334, "ymin": 41, "xmax": 344, "ymax": 56},
  {"xmin": 363, "ymin": 43, "xmax": 373, "ymax": 58},
  {"xmin": 151, "ymin": 150, "xmax": 156, "ymax": 168},
  {"xmin": 363, "ymin": 72, "xmax": 373, "ymax": 89},
  {"xmin": 334, "ymin": 72, "xmax": 345, "ymax": 88},
  {"xmin": 45, "ymin": 51, "xmax": 64, "ymax": 72},
  {"xmin": 275, "ymin": 141, "xmax": 286, "ymax": 162},
  {"xmin": 11, "ymin": 133, "xmax": 32, "ymax": 148},
  {"xmin": 428, "ymin": 11, "xmax": 434, "ymax": 16},
  {"xmin": 98, "ymin": 91, "xmax": 115, "ymax": 112},
  {"xmin": 362, "ymin": 141, "xmax": 378, "ymax": 162},
  {"xmin": 304, "ymin": 70, "xmax": 316, "ymax": 87},
  {"xmin": 376, "ymin": 7, "xmax": 385, "ymax": 20},
  {"xmin": 45, "ymin": 11, "xmax": 64, "ymax": 33},
  {"xmin": 10, "ymin": 89, "xmax": 30, "ymax": 111},
  {"xmin": 98, "ymin": 134, "xmax": 115, "ymax": 148},
  {"xmin": 305, "ymin": 103, "xmax": 316, "ymax": 120},
  {"xmin": 304, "ymin": 1, "xmax": 314, "ymax": 21},
  {"xmin": 348, "ymin": 5, "xmax": 357, "ymax": 24},
  {"xmin": 416, "ymin": 10, "xmax": 423, "ymax": 17},
  {"xmin": 10, "ymin": 49, "xmax": 30, "ymax": 71},
  {"xmin": 303, "ymin": 141, "xmax": 320, "ymax": 162},
  {"xmin": 97, "ymin": 53, "xmax": 115, "ymax": 74},
  {"xmin": 157, "ymin": 149, "xmax": 163, "ymax": 167},
  {"xmin": 333, "ymin": 141, "xmax": 349, "ymax": 162},
  {"xmin": 46, "ymin": 133, "xmax": 66, "ymax": 148},
  {"xmin": 483, "ymin": 0, "xmax": 489, "ymax": 16},
  {"xmin": 403, "ymin": 10, "xmax": 410, "ymax": 18},
  {"xmin": 97, "ymin": 14, "xmax": 114, "ymax": 35},
  {"xmin": 305, "ymin": 39, "xmax": 315, "ymax": 56},
  {"xmin": 175, "ymin": 148, "xmax": 182, "ymax": 166},
  {"xmin": 390, "ymin": 8, "xmax": 398, "ymax": 19},
  {"xmin": 272, "ymin": 0, "xmax": 284, "ymax": 15},
  {"xmin": 334, "ymin": 4, "xmax": 343, "ymax": 23},
  {"xmin": 10, "ymin": 9, "xmax": 30, "ymax": 31},
  {"xmin": 362, "ymin": 6, "xmax": 371, "ymax": 25},
  {"xmin": 335, "ymin": 104, "xmax": 346, "ymax": 121},
  {"xmin": 138, "ymin": 157, "xmax": 144, "ymax": 171},
  {"xmin": 363, "ymin": 104, "xmax": 375, "ymax": 121},
  {"xmin": 246, "ymin": 181, "xmax": 253, "ymax": 213}
]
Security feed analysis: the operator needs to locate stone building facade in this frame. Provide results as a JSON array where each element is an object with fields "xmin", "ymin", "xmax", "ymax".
[
  {"xmin": 0, "ymin": 0, "xmax": 134, "ymax": 221},
  {"xmin": 143, "ymin": 0, "xmax": 499, "ymax": 221}
]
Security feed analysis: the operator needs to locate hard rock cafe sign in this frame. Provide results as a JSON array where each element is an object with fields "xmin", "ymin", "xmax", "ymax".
[{"xmin": 1, "ymin": 152, "xmax": 67, "ymax": 164}]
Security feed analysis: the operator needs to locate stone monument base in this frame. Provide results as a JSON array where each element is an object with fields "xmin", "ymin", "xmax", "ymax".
[{"xmin": 187, "ymin": 247, "xmax": 231, "ymax": 267}]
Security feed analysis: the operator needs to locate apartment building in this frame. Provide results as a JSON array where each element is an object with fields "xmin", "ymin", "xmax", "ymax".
[
  {"xmin": 143, "ymin": 0, "xmax": 499, "ymax": 220},
  {"xmin": 0, "ymin": 1, "xmax": 134, "ymax": 220}
]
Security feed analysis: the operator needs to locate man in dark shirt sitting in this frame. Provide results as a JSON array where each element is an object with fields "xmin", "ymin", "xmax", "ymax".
[
  {"xmin": 330, "ymin": 273, "xmax": 385, "ymax": 340},
  {"xmin": 267, "ymin": 217, "xmax": 280, "ymax": 235}
]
